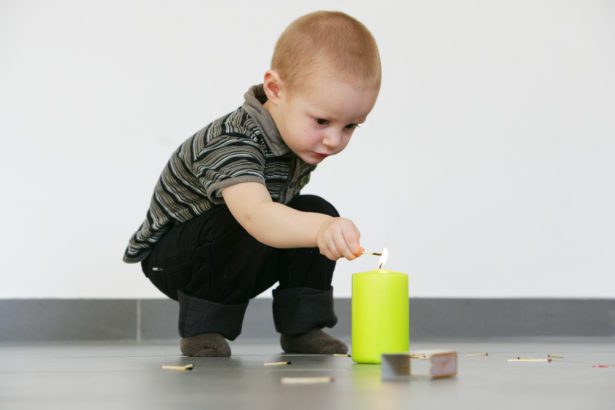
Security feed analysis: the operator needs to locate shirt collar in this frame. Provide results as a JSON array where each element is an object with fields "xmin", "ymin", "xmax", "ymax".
[{"xmin": 242, "ymin": 84, "xmax": 290, "ymax": 156}]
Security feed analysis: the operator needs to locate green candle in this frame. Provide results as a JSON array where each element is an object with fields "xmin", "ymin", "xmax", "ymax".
[{"xmin": 351, "ymin": 265, "xmax": 409, "ymax": 364}]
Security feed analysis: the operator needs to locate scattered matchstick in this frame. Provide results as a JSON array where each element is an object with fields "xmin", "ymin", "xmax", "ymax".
[
  {"xmin": 281, "ymin": 376, "xmax": 335, "ymax": 384},
  {"xmin": 264, "ymin": 361, "xmax": 292, "ymax": 366},
  {"xmin": 507, "ymin": 357, "xmax": 552, "ymax": 363},
  {"xmin": 547, "ymin": 354, "xmax": 564, "ymax": 359},
  {"xmin": 592, "ymin": 364, "xmax": 611, "ymax": 368},
  {"xmin": 333, "ymin": 353, "xmax": 351, "ymax": 357},
  {"xmin": 161, "ymin": 364, "xmax": 194, "ymax": 371},
  {"xmin": 466, "ymin": 352, "xmax": 489, "ymax": 357}
]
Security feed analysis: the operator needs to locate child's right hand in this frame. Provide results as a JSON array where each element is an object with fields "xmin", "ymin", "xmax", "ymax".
[{"xmin": 316, "ymin": 217, "xmax": 364, "ymax": 261}]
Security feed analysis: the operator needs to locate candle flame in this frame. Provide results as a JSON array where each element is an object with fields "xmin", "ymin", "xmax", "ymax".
[{"xmin": 378, "ymin": 248, "xmax": 389, "ymax": 270}]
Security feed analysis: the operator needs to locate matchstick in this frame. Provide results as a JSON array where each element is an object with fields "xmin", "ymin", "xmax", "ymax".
[
  {"xmin": 264, "ymin": 361, "xmax": 292, "ymax": 366},
  {"xmin": 507, "ymin": 357, "xmax": 552, "ymax": 363},
  {"xmin": 281, "ymin": 376, "xmax": 334, "ymax": 384},
  {"xmin": 161, "ymin": 364, "xmax": 194, "ymax": 371}
]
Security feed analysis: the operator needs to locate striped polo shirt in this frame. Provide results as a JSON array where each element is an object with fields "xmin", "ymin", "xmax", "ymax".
[{"xmin": 123, "ymin": 85, "xmax": 316, "ymax": 263}]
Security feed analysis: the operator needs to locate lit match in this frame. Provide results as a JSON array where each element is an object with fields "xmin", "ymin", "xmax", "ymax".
[{"xmin": 378, "ymin": 248, "xmax": 389, "ymax": 270}]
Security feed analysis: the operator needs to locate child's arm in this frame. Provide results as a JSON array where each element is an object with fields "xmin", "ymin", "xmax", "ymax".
[{"xmin": 222, "ymin": 182, "xmax": 363, "ymax": 261}]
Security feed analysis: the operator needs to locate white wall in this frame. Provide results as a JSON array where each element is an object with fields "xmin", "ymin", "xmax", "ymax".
[{"xmin": 1, "ymin": 0, "xmax": 613, "ymax": 298}]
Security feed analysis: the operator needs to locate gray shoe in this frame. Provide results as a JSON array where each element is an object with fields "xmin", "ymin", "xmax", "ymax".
[
  {"xmin": 280, "ymin": 329, "xmax": 348, "ymax": 354},
  {"xmin": 180, "ymin": 333, "xmax": 231, "ymax": 357}
]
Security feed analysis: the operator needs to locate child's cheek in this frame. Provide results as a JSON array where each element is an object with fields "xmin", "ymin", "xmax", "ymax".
[{"xmin": 309, "ymin": 130, "xmax": 323, "ymax": 148}]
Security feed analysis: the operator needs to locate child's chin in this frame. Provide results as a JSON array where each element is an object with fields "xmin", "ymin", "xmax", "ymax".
[
  {"xmin": 307, "ymin": 157, "xmax": 325, "ymax": 165},
  {"xmin": 302, "ymin": 152, "xmax": 327, "ymax": 164}
]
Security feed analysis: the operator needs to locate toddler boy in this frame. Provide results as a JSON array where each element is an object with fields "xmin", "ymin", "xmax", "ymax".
[{"xmin": 123, "ymin": 10, "xmax": 381, "ymax": 357}]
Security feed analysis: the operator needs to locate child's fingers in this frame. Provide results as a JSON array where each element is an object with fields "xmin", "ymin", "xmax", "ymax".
[
  {"xmin": 335, "ymin": 229, "xmax": 356, "ymax": 260},
  {"xmin": 321, "ymin": 249, "xmax": 336, "ymax": 261},
  {"xmin": 318, "ymin": 242, "xmax": 336, "ymax": 261},
  {"xmin": 318, "ymin": 234, "xmax": 336, "ymax": 261},
  {"xmin": 327, "ymin": 237, "xmax": 342, "ymax": 260},
  {"xmin": 342, "ymin": 226, "xmax": 362, "ymax": 257}
]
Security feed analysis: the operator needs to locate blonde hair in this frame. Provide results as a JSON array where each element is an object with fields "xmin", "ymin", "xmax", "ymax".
[{"xmin": 271, "ymin": 11, "xmax": 381, "ymax": 92}]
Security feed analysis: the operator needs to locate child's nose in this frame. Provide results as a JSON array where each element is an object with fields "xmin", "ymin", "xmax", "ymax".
[{"xmin": 322, "ymin": 130, "xmax": 342, "ymax": 149}]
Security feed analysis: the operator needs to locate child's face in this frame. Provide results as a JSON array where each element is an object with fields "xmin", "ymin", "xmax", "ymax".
[{"xmin": 264, "ymin": 73, "xmax": 379, "ymax": 165}]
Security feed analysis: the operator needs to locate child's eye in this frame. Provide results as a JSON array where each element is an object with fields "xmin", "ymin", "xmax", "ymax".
[
  {"xmin": 345, "ymin": 123, "xmax": 359, "ymax": 130},
  {"xmin": 315, "ymin": 118, "xmax": 329, "ymax": 126}
]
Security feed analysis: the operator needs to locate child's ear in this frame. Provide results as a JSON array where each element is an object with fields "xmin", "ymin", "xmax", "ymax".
[{"xmin": 263, "ymin": 70, "xmax": 284, "ymax": 104}]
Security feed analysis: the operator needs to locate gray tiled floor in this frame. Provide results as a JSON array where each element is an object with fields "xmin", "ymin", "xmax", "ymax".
[{"xmin": 1, "ymin": 338, "xmax": 614, "ymax": 410}]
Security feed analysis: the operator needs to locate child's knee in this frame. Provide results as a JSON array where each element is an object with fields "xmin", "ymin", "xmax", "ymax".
[
  {"xmin": 197, "ymin": 205, "xmax": 243, "ymax": 242},
  {"xmin": 288, "ymin": 195, "xmax": 339, "ymax": 217}
]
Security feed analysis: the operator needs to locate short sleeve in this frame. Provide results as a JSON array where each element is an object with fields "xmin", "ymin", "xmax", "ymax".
[{"xmin": 191, "ymin": 135, "xmax": 266, "ymax": 204}]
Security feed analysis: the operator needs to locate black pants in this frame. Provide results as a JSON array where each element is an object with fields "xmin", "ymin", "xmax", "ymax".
[{"xmin": 141, "ymin": 194, "xmax": 339, "ymax": 340}]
